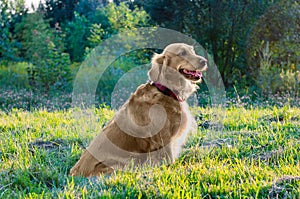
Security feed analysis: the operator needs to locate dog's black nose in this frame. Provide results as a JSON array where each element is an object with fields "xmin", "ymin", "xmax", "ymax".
[{"xmin": 200, "ymin": 58, "xmax": 207, "ymax": 67}]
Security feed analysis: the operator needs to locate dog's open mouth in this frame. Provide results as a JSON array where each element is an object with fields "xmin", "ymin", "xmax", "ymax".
[{"xmin": 179, "ymin": 68, "xmax": 202, "ymax": 81}]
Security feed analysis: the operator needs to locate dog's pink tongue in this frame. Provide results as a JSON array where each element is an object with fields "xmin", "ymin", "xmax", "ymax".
[
  {"xmin": 183, "ymin": 69, "xmax": 202, "ymax": 78},
  {"xmin": 196, "ymin": 71, "xmax": 202, "ymax": 78}
]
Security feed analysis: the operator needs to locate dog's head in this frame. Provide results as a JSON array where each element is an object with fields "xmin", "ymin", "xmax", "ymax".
[
  {"xmin": 148, "ymin": 43, "xmax": 207, "ymax": 101},
  {"xmin": 149, "ymin": 43, "xmax": 207, "ymax": 84}
]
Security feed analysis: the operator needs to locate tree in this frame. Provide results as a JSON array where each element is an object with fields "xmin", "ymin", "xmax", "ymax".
[
  {"xmin": 85, "ymin": 2, "xmax": 152, "ymax": 104},
  {"xmin": 42, "ymin": 0, "xmax": 79, "ymax": 27},
  {"xmin": 247, "ymin": 0, "xmax": 300, "ymax": 94},
  {"xmin": 247, "ymin": 0, "xmax": 300, "ymax": 73},
  {"xmin": 0, "ymin": 0, "xmax": 27, "ymax": 62},
  {"xmin": 135, "ymin": 0, "xmax": 277, "ymax": 86},
  {"xmin": 75, "ymin": 0, "xmax": 109, "ymax": 16},
  {"xmin": 14, "ymin": 12, "xmax": 71, "ymax": 92},
  {"xmin": 64, "ymin": 12, "xmax": 89, "ymax": 62}
]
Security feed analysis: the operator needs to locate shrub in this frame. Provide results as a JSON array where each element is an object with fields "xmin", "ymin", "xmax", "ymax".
[
  {"xmin": 0, "ymin": 62, "xmax": 30, "ymax": 89},
  {"xmin": 247, "ymin": 1, "xmax": 300, "ymax": 77},
  {"xmin": 256, "ymin": 42, "xmax": 300, "ymax": 95},
  {"xmin": 14, "ymin": 12, "xmax": 72, "ymax": 93}
]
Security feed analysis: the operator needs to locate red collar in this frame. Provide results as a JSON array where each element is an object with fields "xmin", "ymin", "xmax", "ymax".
[{"xmin": 150, "ymin": 81, "xmax": 183, "ymax": 102}]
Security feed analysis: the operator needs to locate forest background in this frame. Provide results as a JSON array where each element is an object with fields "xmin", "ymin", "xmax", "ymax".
[{"xmin": 1, "ymin": 0, "xmax": 299, "ymax": 110}]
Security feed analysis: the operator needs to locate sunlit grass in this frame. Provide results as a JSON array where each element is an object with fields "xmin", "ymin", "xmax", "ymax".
[{"xmin": 0, "ymin": 106, "xmax": 299, "ymax": 198}]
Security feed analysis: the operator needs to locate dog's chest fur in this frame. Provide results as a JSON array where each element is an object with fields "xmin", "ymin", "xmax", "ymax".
[{"xmin": 105, "ymin": 83, "xmax": 194, "ymax": 154}]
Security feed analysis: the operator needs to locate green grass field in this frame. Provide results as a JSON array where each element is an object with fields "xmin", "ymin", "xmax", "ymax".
[{"xmin": 0, "ymin": 106, "xmax": 299, "ymax": 198}]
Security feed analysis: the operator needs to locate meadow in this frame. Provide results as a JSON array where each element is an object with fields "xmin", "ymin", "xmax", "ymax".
[
  {"xmin": 0, "ymin": 103, "xmax": 299, "ymax": 198},
  {"xmin": 1, "ymin": 0, "xmax": 300, "ymax": 198}
]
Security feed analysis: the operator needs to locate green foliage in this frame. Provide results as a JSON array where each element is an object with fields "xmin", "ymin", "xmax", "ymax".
[
  {"xmin": 136, "ymin": 0, "xmax": 277, "ymax": 86},
  {"xmin": 247, "ymin": 0, "xmax": 300, "ymax": 95},
  {"xmin": 247, "ymin": 1, "xmax": 300, "ymax": 73},
  {"xmin": 0, "ymin": 62, "xmax": 30, "ymax": 88},
  {"xmin": 0, "ymin": 107, "xmax": 299, "ymax": 198},
  {"xmin": 248, "ymin": 1, "xmax": 300, "ymax": 72},
  {"xmin": 41, "ymin": 0, "xmax": 78, "ymax": 27},
  {"xmin": 15, "ymin": 12, "xmax": 72, "ymax": 92},
  {"xmin": 0, "ymin": 0, "xmax": 25, "ymax": 62},
  {"xmin": 63, "ymin": 2, "xmax": 151, "ymax": 62},
  {"xmin": 1, "ymin": 0, "xmax": 299, "ymax": 101},
  {"xmin": 279, "ymin": 69, "xmax": 300, "ymax": 94},
  {"xmin": 81, "ymin": 2, "xmax": 152, "ymax": 104},
  {"xmin": 96, "ymin": 56, "xmax": 142, "ymax": 104},
  {"xmin": 86, "ymin": 2, "xmax": 151, "ymax": 48},
  {"xmin": 104, "ymin": 2, "xmax": 150, "ymax": 33},
  {"xmin": 64, "ymin": 12, "xmax": 89, "ymax": 62},
  {"xmin": 87, "ymin": 23, "xmax": 105, "ymax": 48},
  {"xmin": 256, "ymin": 42, "xmax": 300, "ymax": 95},
  {"xmin": 75, "ymin": 0, "xmax": 109, "ymax": 17},
  {"xmin": 0, "ymin": 23, "xmax": 20, "ymax": 63}
]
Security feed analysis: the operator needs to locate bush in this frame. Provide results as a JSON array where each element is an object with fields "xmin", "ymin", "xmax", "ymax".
[
  {"xmin": 0, "ymin": 62, "xmax": 30, "ymax": 88},
  {"xmin": 247, "ymin": 1, "xmax": 300, "ymax": 77},
  {"xmin": 15, "ymin": 12, "xmax": 72, "ymax": 93},
  {"xmin": 256, "ymin": 42, "xmax": 300, "ymax": 95}
]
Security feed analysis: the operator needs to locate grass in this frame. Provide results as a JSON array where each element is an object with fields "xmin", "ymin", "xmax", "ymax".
[{"xmin": 0, "ymin": 105, "xmax": 299, "ymax": 198}]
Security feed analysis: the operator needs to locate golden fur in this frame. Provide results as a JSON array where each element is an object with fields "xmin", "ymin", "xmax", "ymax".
[{"xmin": 70, "ymin": 43, "xmax": 207, "ymax": 177}]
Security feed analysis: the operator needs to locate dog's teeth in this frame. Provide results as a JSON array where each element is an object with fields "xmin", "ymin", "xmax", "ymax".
[{"xmin": 182, "ymin": 69, "xmax": 202, "ymax": 79}]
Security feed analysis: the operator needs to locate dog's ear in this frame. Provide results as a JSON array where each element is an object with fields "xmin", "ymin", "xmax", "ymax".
[
  {"xmin": 148, "ymin": 62, "xmax": 160, "ymax": 82},
  {"xmin": 148, "ymin": 53, "xmax": 166, "ymax": 82},
  {"xmin": 151, "ymin": 53, "xmax": 165, "ymax": 65}
]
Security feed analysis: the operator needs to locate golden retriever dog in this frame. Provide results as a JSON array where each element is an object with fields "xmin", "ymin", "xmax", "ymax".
[{"xmin": 70, "ymin": 43, "xmax": 207, "ymax": 177}]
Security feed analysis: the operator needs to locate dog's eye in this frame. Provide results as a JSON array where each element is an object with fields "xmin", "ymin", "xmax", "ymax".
[{"xmin": 180, "ymin": 50, "xmax": 187, "ymax": 56}]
